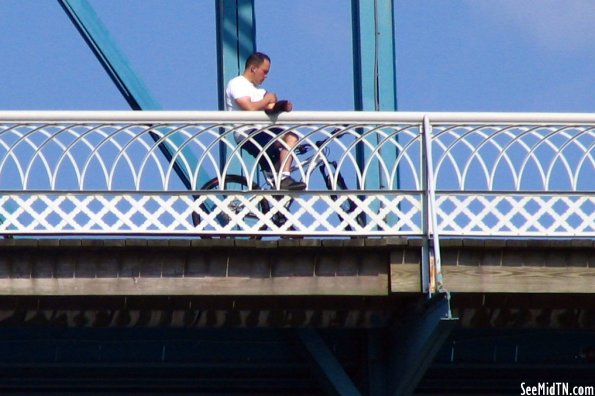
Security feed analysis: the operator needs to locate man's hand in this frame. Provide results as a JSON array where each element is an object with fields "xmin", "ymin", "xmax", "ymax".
[{"xmin": 264, "ymin": 92, "xmax": 278, "ymax": 104}]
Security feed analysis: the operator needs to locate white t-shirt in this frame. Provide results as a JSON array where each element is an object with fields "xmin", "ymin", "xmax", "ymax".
[
  {"xmin": 225, "ymin": 75, "xmax": 266, "ymax": 111},
  {"xmin": 225, "ymin": 75, "xmax": 266, "ymax": 143}
]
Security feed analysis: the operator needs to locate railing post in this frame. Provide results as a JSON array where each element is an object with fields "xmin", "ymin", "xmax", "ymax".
[
  {"xmin": 421, "ymin": 115, "xmax": 446, "ymax": 297},
  {"xmin": 421, "ymin": 116, "xmax": 451, "ymax": 318},
  {"xmin": 420, "ymin": 117, "xmax": 431, "ymax": 294}
]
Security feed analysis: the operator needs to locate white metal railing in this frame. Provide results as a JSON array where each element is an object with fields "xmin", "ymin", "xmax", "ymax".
[{"xmin": 0, "ymin": 111, "xmax": 593, "ymax": 240}]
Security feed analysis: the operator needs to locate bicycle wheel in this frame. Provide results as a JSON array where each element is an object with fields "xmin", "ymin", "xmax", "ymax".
[
  {"xmin": 193, "ymin": 175, "xmax": 271, "ymax": 238},
  {"xmin": 321, "ymin": 163, "xmax": 366, "ymax": 232}
]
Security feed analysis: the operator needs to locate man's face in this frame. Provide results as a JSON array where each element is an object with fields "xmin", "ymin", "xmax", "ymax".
[{"xmin": 252, "ymin": 59, "xmax": 270, "ymax": 85}]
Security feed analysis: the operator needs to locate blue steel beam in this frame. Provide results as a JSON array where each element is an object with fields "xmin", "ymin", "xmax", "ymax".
[
  {"xmin": 216, "ymin": 0, "xmax": 256, "ymax": 111},
  {"xmin": 351, "ymin": 0, "xmax": 399, "ymax": 228},
  {"xmin": 216, "ymin": 0, "xmax": 256, "ymax": 173},
  {"xmin": 351, "ymin": 0, "xmax": 397, "ymax": 112},
  {"xmin": 58, "ymin": 0, "xmax": 205, "ymax": 190},
  {"xmin": 57, "ymin": 0, "xmax": 159, "ymax": 110},
  {"xmin": 295, "ymin": 328, "xmax": 362, "ymax": 396},
  {"xmin": 389, "ymin": 295, "xmax": 457, "ymax": 395},
  {"xmin": 366, "ymin": 329, "xmax": 388, "ymax": 396}
]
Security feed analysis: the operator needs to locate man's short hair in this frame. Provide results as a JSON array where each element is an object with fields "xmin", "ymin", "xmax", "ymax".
[{"xmin": 245, "ymin": 52, "xmax": 270, "ymax": 69}]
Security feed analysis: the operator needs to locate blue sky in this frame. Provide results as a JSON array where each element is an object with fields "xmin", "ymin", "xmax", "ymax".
[{"xmin": 2, "ymin": 0, "xmax": 595, "ymax": 112}]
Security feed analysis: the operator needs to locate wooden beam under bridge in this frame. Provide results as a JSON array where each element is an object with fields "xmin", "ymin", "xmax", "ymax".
[{"xmin": 0, "ymin": 238, "xmax": 593, "ymax": 296}]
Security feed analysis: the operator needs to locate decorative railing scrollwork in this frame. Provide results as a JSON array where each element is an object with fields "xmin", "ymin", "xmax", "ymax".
[{"xmin": 0, "ymin": 111, "xmax": 593, "ymax": 238}]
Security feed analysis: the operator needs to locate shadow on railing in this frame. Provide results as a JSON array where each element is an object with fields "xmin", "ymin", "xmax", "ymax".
[{"xmin": 0, "ymin": 111, "xmax": 593, "ymax": 239}]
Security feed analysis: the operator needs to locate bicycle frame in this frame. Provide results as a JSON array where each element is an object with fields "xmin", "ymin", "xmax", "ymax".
[
  {"xmin": 258, "ymin": 131, "xmax": 366, "ymax": 230},
  {"xmin": 196, "ymin": 128, "xmax": 366, "ymax": 234}
]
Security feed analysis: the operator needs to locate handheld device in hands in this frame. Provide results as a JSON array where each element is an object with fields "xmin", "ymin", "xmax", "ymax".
[{"xmin": 265, "ymin": 100, "xmax": 292, "ymax": 114}]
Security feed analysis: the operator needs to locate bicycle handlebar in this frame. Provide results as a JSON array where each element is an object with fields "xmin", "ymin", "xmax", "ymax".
[{"xmin": 293, "ymin": 127, "xmax": 350, "ymax": 155}]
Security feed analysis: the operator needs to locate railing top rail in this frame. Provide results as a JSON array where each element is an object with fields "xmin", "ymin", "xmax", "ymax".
[{"xmin": 2, "ymin": 110, "xmax": 595, "ymax": 124}]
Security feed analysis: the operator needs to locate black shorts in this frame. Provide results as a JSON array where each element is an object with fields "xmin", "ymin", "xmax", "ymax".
[{"xmin": 240, "ymin": 127, "xmax": 284, "ymax": 172}]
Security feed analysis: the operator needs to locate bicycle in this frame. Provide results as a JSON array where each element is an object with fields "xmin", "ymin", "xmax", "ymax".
[{"xmin": 192, "ymin": 127, "xmax": 366, "ymax": 238}]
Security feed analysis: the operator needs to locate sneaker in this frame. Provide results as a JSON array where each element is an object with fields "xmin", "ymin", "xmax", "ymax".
[{"xmin": 279, "ymin": 176, "xmax": 306, "ymax": 190}]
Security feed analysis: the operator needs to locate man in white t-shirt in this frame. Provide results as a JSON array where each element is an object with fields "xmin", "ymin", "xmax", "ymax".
[{"xmin": 225, "ymin": 52, "xmax": 305, "ymax": 190}]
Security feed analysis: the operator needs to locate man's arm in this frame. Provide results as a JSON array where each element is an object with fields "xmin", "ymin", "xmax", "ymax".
[{"xmin": 235, "ymin": 92, "xmax": 277, "ymax": 111}]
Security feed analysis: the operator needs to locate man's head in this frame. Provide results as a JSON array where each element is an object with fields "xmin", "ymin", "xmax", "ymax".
[{"xmin": 244, "ymin": 52, "xmax": 271, "ymax": 85}]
